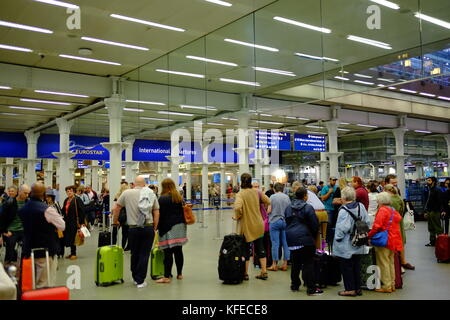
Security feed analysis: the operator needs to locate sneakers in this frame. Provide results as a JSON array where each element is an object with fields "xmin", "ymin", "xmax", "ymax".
[
  {"xmin": 425, "ymin": 243, "xmax": 435, "ymax": 247},
  {"xmin": 136, "ymin": 282, "xmax": 147, "ymax": 288},
  {"xmin": 307, "ymin": 288, "xmax": 324, "ymax": 296}
]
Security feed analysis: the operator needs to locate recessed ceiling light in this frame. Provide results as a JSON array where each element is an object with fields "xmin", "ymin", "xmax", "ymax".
[
  {"xmin": 0, "ymin": 44, "xmax": 32, "ymax": 53},
  {"xmin": 0, "ymin": 112, "xmax": 19, "ymax": 116},
  {"xmin": 399, "ymin": 88, "xmax": 417, "ymax": 94},
  {"xmin": 158, "ymin": 111, "xmax": 194, "ymax": 117},
  {"xmin": 110, "ymin": 14, "xmax": 185, "ymax": 32},
  {"xmin": 140, "ymin": 117, "xmax": 174, "ymax": 122},
  {"xmin": 284, "ymin": 129, "xmax": 297, "ymax": 132},
  {"xmin": 59, "ymin": 54, "xmax": 121, "ymax": 66},
  {"xmin": 354, "ymin": 73, "xmax": 372, "ymax": 79},
  {"xmin": 257, "ymin": 120, "xmax": 283, "ymax": 125},
  {"xmin": 34, "ymin": 90, "xmax": 89, "ymax": 98},
  {"xmin": 253, "ymin": 67, "xmax": 296, "ymax": 77},
  {"xmin": 219, "ymin": 78, "xmax": 261, "ymax": 86},
  {"xmin": 285, "ymin": 116, "xmax": 296, "ymax": 119},
  {"xmin": 204, "ymin": 0, "xmax": 232, "ymax": 7},
  {"xmin": 180, "ymin": 105, "xmax": 217, "ymax": 111},
  {"xmin": 357, "ymin": 124, "xmax": 378, "ymax": 128},
  {"xmin": 260, "ymin": 114, "xmax": 273, "ymax": 117},
  {"xmin": 437, "ymin": 96, "xmax": 450, "ymax": 101},
  {"xmin": 20, "ymin": 98, "xmax": 70, "ymax": 105},
  {"xmin": 340, "ymin": 71, "xmax": 350, "ymax": 74},
  {"xmin": 354, "ymin": 80, "xmax": 374, "ymax": 85},
  {"xmin": 377, "ymin": 78, "xmax": 395, "ymax": 82},
  {"xmin": 307, "ymin": 131, "xmax": 325, "ymax": 135},
  {"xmin": 0, "ymin": 86, "xmax": 12, "ymax": 90},
  {"xmin": 273, "ymin": 16, "xmax": 331, "ymax": 33},
  {"xmin": 387, "ymin": 87, "xmax": 397, "ymax": 90},
  {"xmin": 414, "ymin": 13, "xmax": 450, "ymax": 30},
  {"xmin": 337, "ymin": 128, "xmax": 351, "ymax": 131},
  {"xmin": 414, "ymin": 130, "xmax": 431, "ymax": 134},
  {"xmin": 123, "ymin": 108, "xmax": 144, "ymax": 112},
  {"xmin": 419, "ymin": 92, "xmax": 436, "ymax": 98},
  {"xmin": 340, "ymin": 122, "xmax": 350, "ymax": 125},
  {"xmin": 224, "ymin": 38, "xmax": 279, "ymax": 52},
  {"xmin": 369, "ymin": 0, "xmax": 400, "ymax": 10},
  {"xmin": 347, "ymin": 35, "xmax": 392, "ymax": 50},
  {"xmin": 81, "ymin": 37, "xmax": 149, "ymax": 51},
  {"xmin": 297, "ymin": 117, "xmax": 310, "ymax": 121},
  {"xmin": 207, "ymin": 122, "xmax": 224, "ymax": 126},
  {"xmin": 186, "ymin": 55, "xmax": 237, "ymax": 67},
  {"xmin": 377, "ymin": 84, "xmax": 386, "ymax": 87},
  {"xmin": 0, "ymin": 20, "xmax": 53, "ymax": 34},
  {"xmin": 334, "ymin": 76, "xmax": 349, "ymax": 81},
  {"xmin": 156, "ymin": 69, "xmax": 205, "ymax": 78},
  {"xmin": 9, "ymin": 106, "xmax": 46, "ymax": 111},
  {"xmin": 295, "ymin": 52, "xmax": 339, "ymax": 62},
  {"xmin": 306, "ymin": 125, "xmax": 324, "ymax": 129},
  {"xmin": 33, "ymin": 0, "xmax": 79, "ymax": 9},
  {"xmin": 126, "ymin": 99, "xmax": 165, "ymax": 106}
]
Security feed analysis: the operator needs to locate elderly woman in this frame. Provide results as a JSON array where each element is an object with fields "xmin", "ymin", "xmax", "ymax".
[
  {"xmin": 333, "ymin": 187, "xmax": 370, "ymax": 297},
  {"xmin": 368, "ymin": 192, "xmax": 403, "ymax": 293}
]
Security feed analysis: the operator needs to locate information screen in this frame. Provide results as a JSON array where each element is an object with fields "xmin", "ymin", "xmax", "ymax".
[
  {"xmin": 294, "ymin": 134, "xmax": 326, "ymax": 152},
  {"xmin": 255, "ymin": 130, "xmax": 291, "ymax": 151}
]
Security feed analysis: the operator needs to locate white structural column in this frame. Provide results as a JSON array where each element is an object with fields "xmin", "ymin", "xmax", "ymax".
[
  {"xmin": 185, "ymin": 163, "xmax": 192, "ymax": 200},
  {"xmin": 234, "ymin": 113, "xmax": 250, "ymax": 176},
  {"xmin": 324, "ymin": 120, "xmax": 343, "ymax": 179},
  {"xmin": 44, "ymin": 159, "xmax": 54, "ymax": 188},
  {"xmin": 254, "ymin": 148, "xmax": 263, "ymax": 185},
  {"xmin": 101, "ymin": 95, "xmax": 128, "ymax": 212},
  {"xmin": 444, "ymin": 135, "xmax": 450, "ymax": 171},
  {"xmin": 52, "ymin": 119, "xmax": 74, "ymax": 206},
  {"xmin": 123, "ymin": 137, "xmax": 138, "ymax": 183},
  {"xmin": 202, "ymin": 142, "xmax": 210, "ymax": 208},
  {"xmin": 5, "ymin": 158, "xmax": 14, "ymax": 188},
  {"xmin": 158, "ymin": 162, "xmax": 169, "ymax": 186},
  {"xmin": 18, "ymin": 160, "xmax": 24, "ymax": 186},
  {"xmin": 166, "ymin": 133, "xmax": 184, "ymax": 187},
  {"xmin": 84, "ymin": 167, "xmax": 92, "ymax": 187},
  {"xmin": 392, "ymin": 124, "xmax": 408, "ymax": 199},
  {"xmin": 220, "ymin": 163, "xmax": 226, "ymax": 203},
  {"xmin": 24, "ymin": 130, "xmax": 40, "ymax": 186},
  {"xmin": 0, "ymin": 165, "xmax": 4, "ymax": 186},
  {"xmin": 262, "ymin": 149, "xmax": 271, "ymax": 191},
  {"xmin": 90, "ymin": 164, "xmax": 102, "ymax": 192},
  {"xmin": 319, "ymin": 152, "xmax": 329, "ymax": 182}
]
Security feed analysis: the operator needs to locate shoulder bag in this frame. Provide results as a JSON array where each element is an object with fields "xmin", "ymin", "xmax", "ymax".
[
  {"xmin": 183, "ymin": 202, "xmax": 195, "ymax": 225},
  {"xmin": 258, "ymin": 191, "xmax": 269, "ymax": 232},
  {"xmin": 74, "ymin": 198, "xmax": 85, "ymax": 246},
  {"xmin": 370, "ymin": 208, "xmax": 394, "ymax": 247},
  {"xmin": 403, "ymin": 202, "xmax": 416, "ymax": 231}
]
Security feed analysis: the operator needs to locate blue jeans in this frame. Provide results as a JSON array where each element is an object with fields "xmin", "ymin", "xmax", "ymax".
[
  {"xmin": 269, "ymin": 219, "xmax": 290, "ymax": 261},
  {"xmin": 128, "ymin": 226, "xmax": 154, "ymax": 285}
]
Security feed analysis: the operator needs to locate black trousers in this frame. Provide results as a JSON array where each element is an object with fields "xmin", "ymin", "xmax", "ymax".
[
  {"xmin": 290, "ymin": 245, "xmax": 316, "ymax": 290},
  {"xmin": 4, "ymin": 230, "xmax": 24, "ymax": 263},
  {"xmin": 339, "ymin": 255, "xmax": 362, "ymax": 292},
  {"xmin": 163, "ymin": 246, "xmax": 184, "ymax": 278},
  {"xmin": 70, "ymin": 245, "xmax": 76, "ymax": 256},
  {"xmin": 244, "ymin": 237, "xmax": 266, "ymax": 261},
  {"xmin": 444, "ymin": 215, "xmax": 449, "ymax": 235},
  {"xmin": 128, "ymin": 226, "xmax": 154, "ymax": 285},
  {"xmin": 112, "ymin": 225, "xmax": 129, "ymax": 248}
]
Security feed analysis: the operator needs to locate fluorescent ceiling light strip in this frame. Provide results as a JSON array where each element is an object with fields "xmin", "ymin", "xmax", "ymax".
[
  {"xmin": 81, "ymin": 37, "xmax": 149, "ymax": 51},
  {"xmin": 207, "ymin": 123, "xmax": 224, "ymax": 126},
  {"xmin": 110, "ymin": 14, "xmax": 185, "ymax": 32},
  {"xmin": 186, "ymin": 55, "xmax": 237, "ymax": 67},
  {"xmin": 419, "ymin": 92, "xmax": 436, "ymax": 97},
  {"xmin": 141, "ymin": 117, "xmax": 174, "ymax": 122},
  {"xmin": 253, "ymin": 67, "xmax": 296, "ymax": 77},
  {"xmin": 20, "ymin": 98, "xmax": 70, "ymax": 105},
  {"xmin": 9, "ymin": 106, "xmax": 45, "ymax": 111},
  {"xmin": 295, "ymin": 52, "xmax": 339, "ymax": 62},
  {"xmin": 158, "ymin": 111, "xmax": 194, "ymax": 117},
  {"xmin": 437, "ymin": 96, "xmax": 450, "ymax": 101},
  {"xmin": 156, "ymin": 69, "xmax": 204, "ymax": 78},
  {"xmin": 377, "ymin": 84, "xmax": 386, "ymax": 87},
  {"xmin": 180, "ymin": 105, "xmax": 217, "ymax": 111},
  {"xmin": 33, "ymin": 0, "xmax": 79, "ymax": 9},
  {"xmin": 0, "ymin": 86, "xmax": 12, "ymax": 90},
  {"xmin": 260, "ymin": 114, "xmax": 273, "ymax": 117},
  {"xmin": 378, "ymin": 78, "xmax": 395, "ymax": 82},
  {"xmin": 123, "ymin": 108, "xmax": 144, "ymax": 112},
  {"xmin": 388, "ymin": 87, "xmax": 397, "ymax": 90},
  {"xmin": 369, "ymin": 0, "xmax": 400, "ymax": 10},
  {"xmin": 0, "ymin": 113, "xmax": 19, "ymax": 116},
  {"xmin": 354, "ymin": 80, "xmax": 374, "ymax": 85},
  {"xmin": 0, "ymin": 44, "xmax": 32, "ymax": 52},
  {"xmin": 354, "ymin": 73, "xmax": 372, "ymax": 79},
  {"xmin": 298, "ymin": 117, "xmax": 310, "ymax": 121},
  {"xmin": 414, "ymin": 130, "xmax": 431, "ymax": 134},
  {"xmin": 285, "ymin": 116, "xmax": 297, "ymax": 119},
  {"xmin": 322, "ymin": 57, "xmax": 339, "ymax": 62},
  {"xmin": 399, "ymin": 89, "xmax": 417, "ymax": 94},
  {"xmin": 126, "ymin": 99, "xmax": 165, "ymax": 106},
  {"xmin": 284, "ymin": 129, "xmax": 297, "ymax": 132},
  {"xmin": 306, "ymin": 125, "xmax": 324, "ymax": 129},
  {"xmin": 307, "ymin": 131, "xmax": 325, "ymax": 135},
  {"xmin": 224, "ymin": 38, "xmax": 279, "ymax": 52},
  {"xmin": 340, "ymin": 71, "xmax": 349, "ymax": 74},
  {"xmin": 257, "ymin": 121, "xmax": 283, "ymax": 125},
  {"xmin": 273, "ymin": 16, "xmax": 331, "ymax": 33},
  {"xmin": 340, "ymin": 122, "xmax": 350, "ymax": 125},
  {"xmin": 347, "ymin": 35, "xmax": 392, "ymax": 49},
  {"xmin": 414, "ymin": 13, "xmax": 450, "ymax": 30},
  {"xmin": 0, "ymin": 20, "xmax": 53, "ymax": 34},
  {"xmin": 59, "ymin": 54, "xmax": 121, "ymax": 66},
  {"xmin": 34, "ymin": 90, "xmax": 88, "ymax": 98},
  {"xmin": 357, "ymin": 124, "xmax": 378, "ymax": 128},
  {"xmin": 219, "ymin": 78, "xmax": 261, "ymax": 87},
  {"xmin": 334, "ymin": 76, "xmax": 349, "ymax": 81},
  {"xmin": 337, "ymin": 128, "xmax": 351, "ymax": 131},
  {"xmin": 204, "ymin": 0, "xmax": 232, "ymax": 7}
]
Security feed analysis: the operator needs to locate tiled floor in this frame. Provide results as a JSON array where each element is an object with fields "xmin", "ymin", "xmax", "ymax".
[{"xmin": 55, "ymin": 210, "xmax": 450, "ymax": 300}]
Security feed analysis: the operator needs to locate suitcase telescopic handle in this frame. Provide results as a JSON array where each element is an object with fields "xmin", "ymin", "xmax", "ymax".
[{"xmin": 30, "ymin": 248, "xmax": 51, "ymax": 290}]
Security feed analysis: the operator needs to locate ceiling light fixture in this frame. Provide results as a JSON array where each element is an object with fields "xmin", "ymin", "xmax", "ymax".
[
  {"xmin": 204, "ymin": 0, "xmax": 232, "ymax": 7},
  {"xmin": 20, "ymin": 98, "xmax": 70, "ymax": 105},
  {"xmin": 419, "ymin": 92, "xmax": 436, "ymax": 98},
  {"xmin": 257, "ymin": 120, "xmax": 283, "ymax": 125},
  {"xmin": 273, "ymin": 16, "xmax": 331, "ymax": 33},
  {"xmin": 260, "ymin": 114, "xmax": 273, "ymax": 117},
  {"xmin": 158, "ymin": 111, "xmax": 194, "ymax": 117},
  {"xmin": 414, "ymin": 130, "xmax": 431, "ymax": 134},
  {"xmin": 224, "ymin": 38, "xmax": 279, "ymax": 52},
  {"xmin": 337, "ymin": 128, "xmax": 351, "ymax": 131},
  {"xmin": 180, "ymin": 105, "xmax": 217, "ymax": 111},
  {"xmin": 399, "ymin": 88, "xmax": 417, "ymax": 94},
  {"xmin": 81, "ymin": 37, "xmax": 149, "ymax": 51},
  {"xmin": 9, "ymin": 106, "xmax": 46, "ymax": 111},
  {"xmin": 414, "ymin": 13, "xmax": 450, "ymax": 30},
  {"xmin": 110, "ymin": 14, "xmax": 185, "ymax": 32},
  {"xmin": 369, "ymin": 0, "xmax": 400, "ymax": 10},
  {"xmin": 0, "ymin": 20, "xmax": 53, "ymax": 34},
  {"xmin": 156, "ymin": 69, "xmax": 205, "ymax": 78},
  {"xmin": 354, "ymin": 73, "xmax": 373, "ymax": 79},
  {"xmin": 347, "ymin": 35, "xmax": 392, "ymax": 49},
  {"xmin": 307, "ymin": 131, "xmax": 325, "ymax": 135},
  {"xmin": 140, "ymin": 117, "xmax": 174, "ymax": 122},
  {"xmin": 126, "ymin": 99, "xmax": 165, "ymax": 106},
  {"xmin": 306, "ymin": 125, "xmax": 324, "ymax": 129},
  {"xmin": 123, "ymin": 108, "xmax": 144, "ymax": 112},
  {"xmin": 387, "ymin": 87, "xmax": 397, "ymax": 90},
  {"xmin": 334, "ymin": 76, "xmax": 349, "ymax": 81},
  {"xmin": 219, "ymin": 78, "xmax": 261, "ymax": 86},
  {"xmin": 285, "ymin": 116, "xmax": 297, "ymax": 119},
  {"xmin": 34, "ymin": 90, "xmax": 88, "ymax": 98},
  {"xmin": 437, "ymin": 96, "xmax": 450, "ymax": 101},
  {"xmin": 377, "ymin": 78, "xmax": 395, "ymax": 82},
  {"xmin": 357, "ymin": 124, "xmax": 378, "ymax": 128},
  {"xmin": 0, "ymin": 112, "xmax": 19, "ymax": 116},
  {"xmin": 0, "ymin": 86, "xmax": 12, "ymax": 90},
  {"xmin": 186, "ymin": 55, "xmax": 237, "ymax": 67},
  {"xmin": 253, "ymin": 67, "xmax": 296, "ymax": 77},
  {"xmin": 340, "ymin": 122, "xmax": 350, "ymax": 125},
  {"xmin": 33, "ymin": 0, "xmax": 79, "ymax": 9},
  {"xmin": 59, "ymin": 54, "xmax": 121, "ymax": 65},
  {"xmin": 297, "ymin": 117, "xmax": 310, "ymax": 121},
  {"xmin": 377, "ymin": 84, "xmax": 386, "ymax": 87},
  {"xmin": 207, "ymin": 122, "xmax": 224, "ymax": 126},
  {"xmin": 295, "ymin": 52, "xmax": 339, "ymax": 62},
  {"xmin": 0, "ymin": 44, "xmax": 32, "ymax": 52},
  {"xmin": 354, "ymin": 80, "xmax": 374, "ymax": 85}
]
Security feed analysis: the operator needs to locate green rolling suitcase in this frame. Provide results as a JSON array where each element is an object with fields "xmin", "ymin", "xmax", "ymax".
[{"xmin": 150, "ymin": 232, "xmax": 165, "ymax": 280}]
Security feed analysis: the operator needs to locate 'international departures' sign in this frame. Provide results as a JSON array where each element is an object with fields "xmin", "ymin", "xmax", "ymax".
[{"xmin": 294, "ymin": 133, "xmax": 327, "ymax": 152}]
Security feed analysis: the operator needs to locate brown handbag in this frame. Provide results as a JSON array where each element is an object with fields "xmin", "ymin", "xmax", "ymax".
[{"xmin": 183, "ymin": 203, "xmax": 195, "ymax": 225}]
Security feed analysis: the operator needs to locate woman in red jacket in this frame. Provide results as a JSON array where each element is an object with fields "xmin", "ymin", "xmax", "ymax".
[{"xmin": 368, "ymin": 192, "xmax": 403, "ymax": 293}]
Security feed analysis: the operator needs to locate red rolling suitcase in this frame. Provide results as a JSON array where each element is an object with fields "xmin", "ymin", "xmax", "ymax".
[
  {"xmin": 435, "ymin": 220, "xmax": 450, "ymax": 262},
  {"xmin": 21, "ymin": 248, "xmax": 69, "ymax": 300}
]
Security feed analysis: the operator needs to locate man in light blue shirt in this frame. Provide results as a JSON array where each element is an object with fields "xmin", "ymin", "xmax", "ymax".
[{"xmin": 320, "ymin": 177, "xmax": 338, "ymax": 245}]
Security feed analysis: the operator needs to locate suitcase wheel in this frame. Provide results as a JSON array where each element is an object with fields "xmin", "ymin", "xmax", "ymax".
[{"xmin": 120, "ymin": 279, "xmax": 124, "ymax": 283}]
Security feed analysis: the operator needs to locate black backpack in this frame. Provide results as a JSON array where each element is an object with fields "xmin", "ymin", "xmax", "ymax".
[{"xmin": 342, "ymin": 204, "xmax": 370, "ymax": 247}]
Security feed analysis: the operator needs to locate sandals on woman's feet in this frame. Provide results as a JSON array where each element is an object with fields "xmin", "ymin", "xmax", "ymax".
[
  {"xmin": 156, "ymin": 277, "xmax": 171, "ymax": 283},
  {"xmin": 177, "ymin": 275, "xmax": 183, "ymax": 280},
  {"xmin": 255, "ymin": 272, "xmax": 268, "ymax": 280},
  {"xmin": 338, "ymin": 290, "xmax": 357, "ymax": 297},
  {"xmin": 244, "ymin": 274, "xmax": 249, "ymax": 281},
  {"xmin": 267, "ymin": 266, "xmax": 278, "ymax": 271},
  {"xmin": 280, "ymin": 265, "xmax": 288, "ymax": 271}
]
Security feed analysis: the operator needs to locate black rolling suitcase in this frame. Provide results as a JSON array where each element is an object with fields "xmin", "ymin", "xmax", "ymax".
[
  {"xmin": 98, "ymin": 211, "xmax": 112, "ymax": 248},
  {"xmin": 218, "ymin": 234, "xmax": 246, "ymax": 284},
  {"xmin": 314, "ymin": 250, "xmax": 341, "ymax": 288}
]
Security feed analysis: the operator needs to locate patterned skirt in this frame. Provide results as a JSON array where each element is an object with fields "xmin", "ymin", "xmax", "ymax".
[{"xmin": 158, "ymin": 223, "xmax": 188, "ymax": 250}]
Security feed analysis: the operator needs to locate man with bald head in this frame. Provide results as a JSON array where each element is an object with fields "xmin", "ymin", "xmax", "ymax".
[
  {"xmin": 19, "ymin": 182, "xmax": 65, "ymax": 288},
  {"xmin": 0, "ymin": 184, "xmax": 30, "ymax": 268},
  {"xmin": 113, "ymin": 175, "xmax": 160, "ymax": 288}
]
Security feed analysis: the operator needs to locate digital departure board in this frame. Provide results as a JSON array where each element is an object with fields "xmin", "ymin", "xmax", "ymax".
[
  {"xmin": 294, "ymin": 134, "xmax": 326, "ymax": 152},
  {"xmin": 255, "ymin": 130, "xmax": 291, "ymax": 150}
]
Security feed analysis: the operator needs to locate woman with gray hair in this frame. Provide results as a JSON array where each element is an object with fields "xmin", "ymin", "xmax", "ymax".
[
  {"xmin": 333, "ymin": 187, "xmax": 370, "ymax": 296},
  {"xmin": 368, "ymin": 192, "xmax": 403, "ymax": 293}
]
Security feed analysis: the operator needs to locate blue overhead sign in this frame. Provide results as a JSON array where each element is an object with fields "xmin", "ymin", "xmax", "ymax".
[
  {"xmin": 256, "ymin": 130, "xmax": 291, "ymax": 151},
  {"xmin": 294, "ymin": 134, "xmax": 326, "ymax": 152},
  {"xmin": 0, "ymin": 132, "xmax": 27, "ymax": 158}
]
